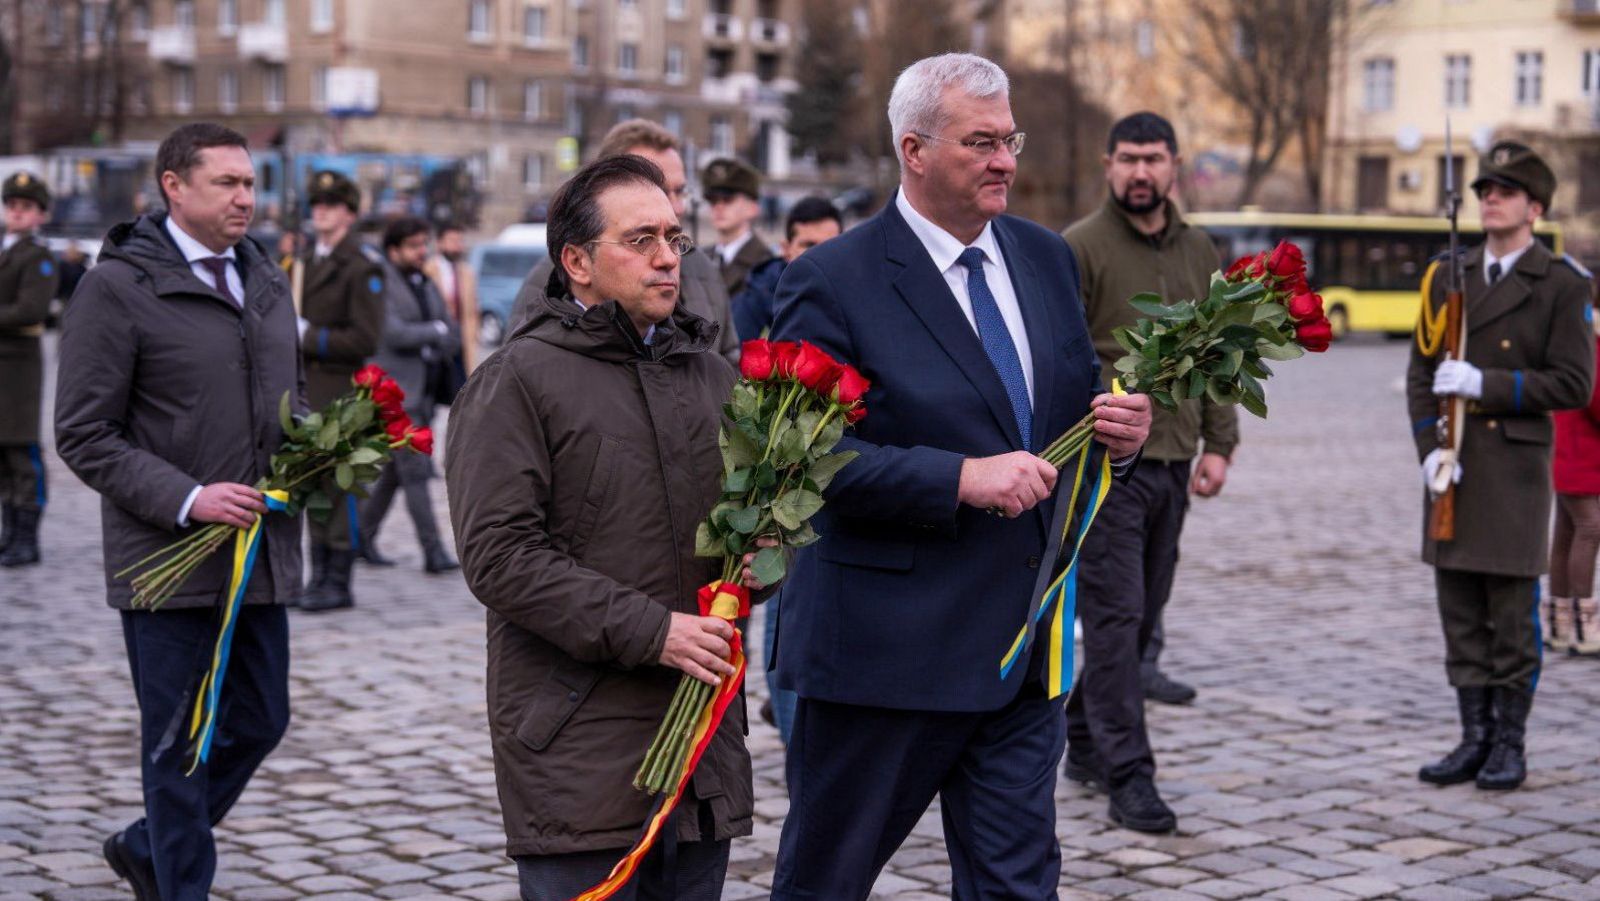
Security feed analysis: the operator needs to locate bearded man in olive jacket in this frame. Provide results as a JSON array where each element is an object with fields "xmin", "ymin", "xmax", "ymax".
[{"xmin": 447, "ymin": 155, "xmax": 754, "ymax": 900}]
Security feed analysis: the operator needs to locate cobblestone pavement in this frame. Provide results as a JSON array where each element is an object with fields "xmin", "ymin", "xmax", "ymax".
[{"xmin": 3, "ymin": 337, "xmax": 1599, "ymax": 901}]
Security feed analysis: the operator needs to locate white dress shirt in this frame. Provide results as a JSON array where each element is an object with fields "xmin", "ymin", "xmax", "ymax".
[
  {"xmin": 895, "ymin": 189, "xmax": 1034, "ymax": 404},
  {"xmin": 716, "ymin": 231, "xmax": 754, "ymax": 267},
  {"xmin": 165, "ymin": 215, "xmax": 244, "ymax": 305},
  {"xmin": 1484, "ymin": 239, "xmax": 1534, "ymax": 286},
  {"xmin": 2, "ymin": 233, "xmax": 19, "ymax": 252}
]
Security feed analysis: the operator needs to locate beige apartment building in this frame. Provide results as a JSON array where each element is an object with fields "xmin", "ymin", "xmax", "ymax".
[
  {"xmin": 1326, "ymin": 0, "xmax": 1600, "ymax": 257},
  {"xmin": 5, "ymin": 0, "xmax": 799, "ymax": 233}
]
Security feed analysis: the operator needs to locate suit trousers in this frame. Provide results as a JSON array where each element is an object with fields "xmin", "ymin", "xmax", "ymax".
[
  {"xmin": 1065, "ymin": 459, "xmax": 1189, "ymax": 785},
  {"xmin": 118, "ymin": 605, "xmax": 291, "ymax": 901},
  {"xmin": 514, "ymin": 811, "xmax": 729, "ymax": 901},
  {"xmin": 361, "ymin": 438, "xmax": 441, "ymax": 550},
  {"xmin": 1435, "ymin": 568, "xmax": 1542, "ymax": 691},
  {"xmin": 0, "ymin": 442, "xmax": 45, "ymax": 509},
  {"xmin": 771, "ymin": 686, "xmax": 1065, "ymax": 900}
]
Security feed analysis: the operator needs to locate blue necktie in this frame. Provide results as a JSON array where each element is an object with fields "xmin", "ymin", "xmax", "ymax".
[{"xmin": 957, "ymin": 247, "xmax": 1031, "ymax": 448}]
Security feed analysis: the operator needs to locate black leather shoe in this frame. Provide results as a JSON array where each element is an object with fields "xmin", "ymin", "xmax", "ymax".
[
  {"xmin": 300, "ymin": 550, "xmax": 355, "ymax": 612},
  {"xmin": 357, "ymin": 539, "xmax": 397, "ymax": 567},
  {"xmin": 1476, "ymin": 686, "xmax": 1532, "ymax": 791},
  {"xmin": 423, "ymin": 543, "xmax": 460, "ymax": 574},
  {"xmin": 1142, "ymin": 668, "xmax": 1197, "ymax": 705},
  {"xmin": 103, "ymin": 832, "xmax": 158, "ymax": 901},
  {"xmin": 1063, "ymin": 747, "xmax": 1109, "ymax": 794},
  {"xmin": 1108, "ymin": 776, "xmax": 1177, "ymax": 834},
  {"xmin": 1420, "ymin": 686, "xmax": 1493, "ymax": 785},
  {"xmin": 760, "ymin": 698, "xmax": 777, "ymax": 728}
]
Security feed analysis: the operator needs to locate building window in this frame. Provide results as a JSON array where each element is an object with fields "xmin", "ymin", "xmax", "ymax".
[
  {"xmin": 1134, "ymin": 20, "xmax": 1155, "ymax": 59},
  {"xmin": 45, "ymin": 4, "xmax": 64, "ymax": 44},
  {"xmin": 218, "ymin": 0, "xmax": 237, "ymax": 35},
  {"xmin": 566, "ymin": 94, "xmax": 582, "ymax": 134},
  {"xmin": 523, "ymin": 80, "xmax": 544, "ymax": 120},
  {"xmin": 81, "ymin": 2, "xmax": 99, "ymax": 44},
  {"xmin": 573, "ymin": 35, "xmax": 589, "ymax": 70},
  {"xmin": 756, "ymin": 52, "xmax": 778, "ymax": 82},
  {"xmin": 524, "ymin": 153, "xmax": 545, "ymax": 189},
  {"xmin": 313, "ymin": 65, "xmax": 329, "ymax": 109},
  {"xmin": 130, "ymin": 4, "xmax": 150, "ymax": 39},
  {"xmin": 1585, "ymin": 49, "xmax": 1600, "ymax": 97},
  {"xmin": 173, "ymin": 68, "xmax": 195, "ymax": 114},
  {"xmin": 1356, "ymin": 155, "xmax": 1389, "ymax": 211},
  {"xmin": 469, "ymin": 0, "xmax": 492, "ymax": 41},
  {"xmin": 175, "ymin": 1, "xmax": 196, "ymax": 28},
  {"xmin": 663, "ymin": 110, "xmax": 683, "ymax": 138},
  {"xmin": 666, "ymin": 45, "xmax": 684, "ymax": 82},
  {"xmin": 312, "ymin": 0, "xmax": 335, "ymax": 32},
  {"xmin": 1515, "ymin": 51, "xmax": 1543, "ymax": 106},
  {"xmin": 1444, "ymin": 54, "xmax": 1470, "ymax": 109},
  {"xmin": 264, "ymin": 64, "xmax": 285, "ymax": 112},
  {"xmin": 469, "ymin": 75, "xmax": 492, "ymax": 115},
  {"xmin": 711, "ymin": 115, "xmax": 734, "ymax": 155},
  {"xmin": 219, "ymin": 69, "xmax": 238, "ymax": 112},
  {"xmin": 1362, "ymin": 57, "xmax": 1395, "ymax": 112},
  {"xmin": 524, "ymin": 6, "xmax": 546, "ymax": 42},
  {"xmin": 667, "ymin": 0, "xmax": 687, "ymax": 18},
  {"xmin": 264, "ymin": 0, "xmax": 285, "ymax": 26},
  {"xmin": 707, "ymin": 48, "xmax": 732, "ymax": 79},
  {"xmin": 618, "ymin": 42, "xmax": 638, "ymax": 75}
]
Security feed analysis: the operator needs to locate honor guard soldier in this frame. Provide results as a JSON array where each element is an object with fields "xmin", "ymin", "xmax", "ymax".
[
  {"xmin": 1408, "ymin": 141, "xmax": 1595, "ymax": 791},
  {"xmin": 295, "ymin": 170, "xmax": 386, "ymax": 610},
  {"xmin": 0, "ymin": 172, "xmax": 59, "ymax": 567},
  {"xmin": 702, "ymin": 157, "xmax": 774, "ymax": 299}
]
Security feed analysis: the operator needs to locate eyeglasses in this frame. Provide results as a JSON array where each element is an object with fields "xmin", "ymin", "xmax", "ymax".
[
  {"xmin": 915, "ymin": 131, "xmax": 1027, "ymax": 158},
  {"xmin": 588, "ymin": 232, "xmax": 695, "ymax": 258}
]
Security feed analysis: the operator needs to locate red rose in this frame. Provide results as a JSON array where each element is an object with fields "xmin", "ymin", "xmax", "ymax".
[
  {"xmin": 353, "ymin": 364, "xmax": 386, "ymax": 390},
  {"xmin": 406, "ymin": 426, "xmax": 435, "ymax": 456},
  {"xmin": 1225, "ymin": 253, "xmax": 1265, "ymax": 282},
  {"xmin": 385, "ymin": 415, "xmax": 412, "ymax": 442},
  {"xmin": 1266, "ymin": 240, "xmax": 1306, "ymax": 282},
  {"xmin": 771, "ymin": 341, "xmax": 802, "ymax": 378},
  {"xmin": 1296, "ymin": 318, "xmax": 1333, "ymax": 353},
  {"xmin": 845, "ymin": 405, "xmax": 867, "ymax": 424},
  {"xmin": 739, "ymin": 339, "xmax": 776, "ymax": 381},
  {"xmin": 1286, "ymin": 291, "xmax": 1324, "ymax": 323},
  {"xmin": 791, "ymin": 342, "xmax": 841, "ymax": 392},
  {"xmin": 377, "ymin": 396, "xmax": 406, "ymax": 423},
  {"xmin": 372, "ymin": 377, "xmax": 405, "ymax": 408},
  {"xmin": 831, "ymin": 365, "xmax": 870, "ymax": 406}
]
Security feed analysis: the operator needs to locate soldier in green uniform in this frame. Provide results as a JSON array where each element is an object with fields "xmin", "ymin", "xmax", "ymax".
[
  {"xmin": 702, "ymin": 158, "xmax": 774, "ymax": 299},
  {"xmin": 0, "ymin": 172, "xmax": 60, "ymax": 567},
  {"xmin": 294, "ymin": 170, "xmax": 386, "ymax": 610},
  {"xmin": 1408, "ymin": 141, "xmax": 1595, "ymax": 791}
]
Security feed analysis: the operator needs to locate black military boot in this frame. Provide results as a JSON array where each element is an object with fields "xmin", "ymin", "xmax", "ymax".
[
  {"xmin": 357, "ymin": 533, "xmax": 397, "ymax": 567},
  {"xmin": 1107, "ymin": 774, "xmax": 1177, "ymax": 834},
  {"xmin": 0, "ymin": 503, "xmax": 15, "ymax": 556},
  {"xmin": 1419, "ymin": 686, "xmax": 1493, "ymax": 785},
  {"xmin": 0, "ymin": 507, "xmax": 40, "ymax": 567},
  {"xmin": 1475, "ymin": 686, "xmax": 1533, "ymax": 791},
  {"xmin": 290, "ymin": 542, "xmax": 330, "ymax": 608},
  {"xmin": 300, "ymin": 549, "xmax": 355, "ymax": 612},
  {"xmin": 423, "ymin": 540, "xmax": 460, "ymax": 574}
]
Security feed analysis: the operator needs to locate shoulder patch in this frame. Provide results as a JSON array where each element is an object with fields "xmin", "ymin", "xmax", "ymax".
[
  {"xmin": 39, "ymin": 259, "xmax": 52, "ymax": 277},
  {"xmin": 368, "ymin": 274, "xmax": 383, "ymax": 295},
  {"xmin": 1560, "ymin": 253, "xmax": 1593, "ymax": 280}
]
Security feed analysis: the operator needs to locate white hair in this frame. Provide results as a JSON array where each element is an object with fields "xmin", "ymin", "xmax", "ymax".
[{"xmin": 888, "ymin": 53, "xmax": 1010, "ymax": 167}]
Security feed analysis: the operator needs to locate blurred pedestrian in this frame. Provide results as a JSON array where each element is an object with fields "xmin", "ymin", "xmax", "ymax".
[
  {"xmin": 511, "ymin": 118, "xmax": 738, "ymax": 360},
  {"xmin": 0, "ymin": 171, "xmax": 59, "ymax": 567},
  {"xmin": 425, "ymin": 220, "xmax": 481, "ymax": 373},
  {"xmin": 55, "ymin": 122, "xmax": 301, "ymax": 901},
  {"xmin": 359, "ymin": 216, "xmax": 460, "ymax": 573},
  {"xmin": 703, "ymin": 158, "xmax": 773, "ymax": 299},
  {"xmin": 293, "ymin": 170, "xmax": 386, "ymax": 611},
  {"xmin": 1550, "ymin": 292, "xmax": 1600, "ymax": 656},
  {"xmin": 731, "ymin": 195, "xmax": 841, "ymax": 342},
  {"xmin": 1058, "ymin": 112, "xmax": 1238, "ymax": 833},
  {"xmin": 1409, "ymin": 141, "xmax": 1594, "ymax": 791}
]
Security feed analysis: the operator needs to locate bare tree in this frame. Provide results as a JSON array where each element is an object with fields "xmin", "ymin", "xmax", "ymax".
[{"xmin": 784, "ymin": 0, "xmax": 862, "ymax": 166}]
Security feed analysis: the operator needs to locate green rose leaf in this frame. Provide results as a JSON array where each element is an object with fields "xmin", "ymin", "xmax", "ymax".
[
  {"xmin": 807, "ymin": 449, "xmax": 858, "ymax": 492},
  {"xmin": 771, "ymin": 488, "xmax": 824, "ymax": 530},
  {"xmin": 724, "ymin": 467, "xmax": 752, "ymax": 493},
  {"xmin": 726, "ymin": 505, "xmax": 761, "ymax": 534},
  {"xmin": 695, "ymin": 522, "xmax": 722, "ymax": 557},
  {"xmin": 278, "ymin": 392, "xmax": 295, "ymax": 436},
  {"xmin": 784, "ymin": 520, "xmax": 820, "ymax": 547},
  {"xmin": 1258, "ymin": 340, "xmax": 1306, "ymax": 362},
  {"xmin": 1127, "ymin": 293, "xmax": 1169, "ymax": 317},
  {"xmin": 750, "ymin": 546, "xmax": 786, "ymax": 587},
  {"xmin": 1240, "ymin": 390, "xmax": 1268, "ymax": 418},
  {"xmin": 348, "ymin": 446, "xmax": 385, "ymax": 466},
  {"xmin": 335, "ymin": 462, "xmax": 354, "ymax": 492},
  {"xmin": 812, "ymin": 413, "xmax": 845, "ymax": 455},
  {"xmin": 720, "ymin": 424, "xmax": 762, "ymax": 471},
  {"xmin": 316, "ymin": 417, "xmax": 341, "ymax": 452}
]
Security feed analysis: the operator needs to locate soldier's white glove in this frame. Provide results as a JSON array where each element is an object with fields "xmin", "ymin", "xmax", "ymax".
[
  {"xmin": 1433, "ymin": 360, "xmax": 1483, "ymax": 399},
  {"xmin": 1422, "ymin": 448, "xmax": 1462, "ymax": 494}
]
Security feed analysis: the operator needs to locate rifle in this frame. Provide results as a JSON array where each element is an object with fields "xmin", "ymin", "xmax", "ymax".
[{"xmin": 1428, "ymin": 119, "xmax": 1467, "ymax": 541}]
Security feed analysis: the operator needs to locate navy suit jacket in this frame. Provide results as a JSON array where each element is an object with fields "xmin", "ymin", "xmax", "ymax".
[{"xmin": 768, "ymin": 196, "xmax": 1103, "ymax": 712}]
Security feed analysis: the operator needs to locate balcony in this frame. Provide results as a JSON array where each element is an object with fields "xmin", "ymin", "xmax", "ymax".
[
  {"xmin": 147, "ymin": 26, "xmax": 195, "ymax": 64},
  {"xmin": 751, "ymin": 18, "xmax": 789, "ymax": 46},
  {"xmin": 237, "ymin": 21, "xmax": 288, "ymax": 62},
  {"xmin": 703, "ymin": 13, "xmax": 741, "ymax": 43}
]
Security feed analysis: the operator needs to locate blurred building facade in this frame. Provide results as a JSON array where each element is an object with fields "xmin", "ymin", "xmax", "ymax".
[{"xmin": 1325, "ymin": 0, "xmax": 1600, "ymax": 257}]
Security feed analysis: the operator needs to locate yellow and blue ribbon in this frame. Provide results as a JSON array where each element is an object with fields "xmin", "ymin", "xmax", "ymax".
[{"xmin": 184, "ymin": 489, "xmax": 289, "ymax": 775}]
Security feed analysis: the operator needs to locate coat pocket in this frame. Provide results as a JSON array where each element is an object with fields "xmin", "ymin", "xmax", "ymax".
[
  {"xmin": 569, "ymin": 435, "xmax": 623, "ymax": 561},
  {"xmin": 1500, "ymin": 417, "xmax": 1552, "ymax": 445},
  {"xmin": 513, "ymin": 661, "xmax": 602, "ymax": 752}
]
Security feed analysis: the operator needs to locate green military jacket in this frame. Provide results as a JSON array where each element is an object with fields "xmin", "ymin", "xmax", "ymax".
[
  {"xmin": 1407, "ymin": 240, "xmax": 1595, "ymax": 577},
  {"xmin": 300, "ymin": 232, "xmax": 386, "ymax": 407},
  {"xmin": 718, "ymin": 231, "xmax": 774, "ymax": 299},
  {"xmin": 1063, "ymin": 197, "xmax": 1238, "ymax": 462},
  {"xmin": 0, "ymin": 233, "xmax": 59, "ymax": 444}
]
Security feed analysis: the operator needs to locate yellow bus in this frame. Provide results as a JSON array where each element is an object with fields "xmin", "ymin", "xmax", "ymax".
[{"xmin": 1186, "ymin": 211, "xmax": 1562, "ymax": 338}]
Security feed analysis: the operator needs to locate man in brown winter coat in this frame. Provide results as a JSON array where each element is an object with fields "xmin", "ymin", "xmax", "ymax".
[{"xmin": 446, "ymin": 155, "xmax": 755, "ymax": 899}]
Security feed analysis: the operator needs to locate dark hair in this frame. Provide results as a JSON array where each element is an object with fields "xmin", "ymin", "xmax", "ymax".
[
  {"xmin": 785, "ymin": 196, "xmax": 843, "ymax": 242},
  {"xmin": 383, "ymin": 216, "xmax": 431, "ymax": 251},
  {"xmin": 544, "ymin": 155, "xmax": 666, "ymax": 295},
  {"xmin": 155, "ymin": 123, "xmax": 249, "ymax": 206},
  {"xmin": 1107, "ymin": 111, "xmax": 1178, "ymax": 156},
  {"xmin": 435, "ymin": 220, "xmax": 464, "ymax": 237}
]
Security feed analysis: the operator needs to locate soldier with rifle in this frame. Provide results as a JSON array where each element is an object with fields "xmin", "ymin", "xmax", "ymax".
[{"xmin": 1408, "ymin": 138, "xmax": 1594, "ymax": 791}]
